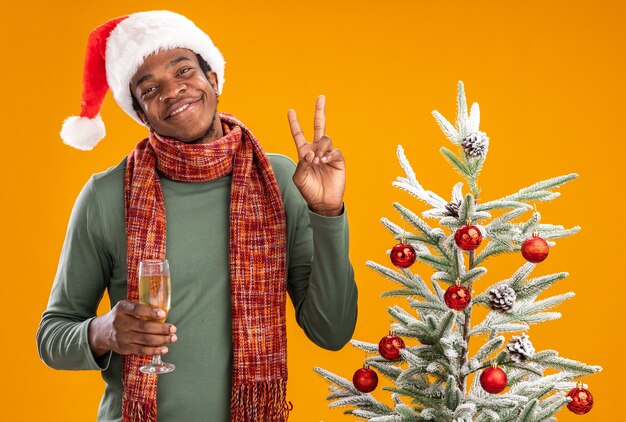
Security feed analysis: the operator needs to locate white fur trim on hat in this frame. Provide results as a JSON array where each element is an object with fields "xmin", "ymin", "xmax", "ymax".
[
  {"xmin": 106, "ymin": 11, "xmax": 226, "ymax": 125},
  {"xmin": 61, "ymin": 115, "xmax": 106, "ymax": 151}
]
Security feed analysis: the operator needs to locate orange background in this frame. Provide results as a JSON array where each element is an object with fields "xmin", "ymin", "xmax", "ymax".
[{"xmin": 1, "ymin": 0, "xmax": 623, "ymax": 420}]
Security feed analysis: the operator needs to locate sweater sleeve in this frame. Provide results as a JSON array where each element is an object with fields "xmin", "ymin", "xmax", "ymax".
[
  {"xmin": 36, "ymin": 177, "xmax": 113, "ymax": 371},
  {"xmin": 278, "ymin": 158, "xmax": 358, "ymax": 351}
]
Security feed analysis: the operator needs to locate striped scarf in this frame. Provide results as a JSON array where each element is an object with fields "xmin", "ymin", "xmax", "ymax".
[{"xmin": 122, "ymin": 113, "xmax": 289, "ymax": 421}]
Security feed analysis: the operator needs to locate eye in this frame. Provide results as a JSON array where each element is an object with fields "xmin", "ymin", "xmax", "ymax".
[
  {"xmin": 141, "ymin": 86, "xmax": 156, "ymax": 97},
  {"xmin": 178, "ymin": 67, "xmax": 193, "ymax": 76}
]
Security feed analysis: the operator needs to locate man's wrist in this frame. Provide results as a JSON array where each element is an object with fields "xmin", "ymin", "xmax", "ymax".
[
  {"xmin": 310, "ymin": 204, "xmax": 344, "ymax": 217},
  {"xmin": 88, "ymin": 316, "xmax": 109, "ymax": 357}
]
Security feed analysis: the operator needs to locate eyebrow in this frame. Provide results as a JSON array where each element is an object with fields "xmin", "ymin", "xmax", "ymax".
[
  {"xmin": 134, "ymin": 56, "xmax": 194, "ymax": 88},
  {"xmin": 166, "ymin": 56, "xmax": 192, "ymax": 69}
]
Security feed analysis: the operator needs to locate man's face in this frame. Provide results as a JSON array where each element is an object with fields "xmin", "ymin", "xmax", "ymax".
[{"xmin": 130, "ymin": 48, "xmax": 219, "ymax": 143}]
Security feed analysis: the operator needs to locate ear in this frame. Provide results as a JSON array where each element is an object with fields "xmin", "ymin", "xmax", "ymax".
[
  {"xmin": 207, "ymin": 71, "xmax": 219, "ymax": 94},
  {"xmin": 136, "ymin": 110, "xmax": 149, "ymax": 126}
]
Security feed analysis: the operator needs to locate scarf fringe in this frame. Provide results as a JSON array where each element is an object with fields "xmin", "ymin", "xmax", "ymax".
[
  {"xmin": 231, "ymin": 379, "xmax": 291, "ymax": 422},
  {"xmin": 122, "ymin": 397, "xmax": 157, "ymax": 422}
]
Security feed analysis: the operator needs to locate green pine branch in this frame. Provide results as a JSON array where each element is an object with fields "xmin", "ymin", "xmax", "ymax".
[
  {"xmin": 490, "ymin": 173, "xmax": 578, "ymax": 205},
  {"xmin": 529, "ymin": 350, "xmax": 601, "ymax": 375}
]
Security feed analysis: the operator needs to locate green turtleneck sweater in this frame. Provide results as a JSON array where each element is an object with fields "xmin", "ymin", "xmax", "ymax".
[{"xmin": 37, "ymin": 153, "xmax": 358, "ymax": 421}]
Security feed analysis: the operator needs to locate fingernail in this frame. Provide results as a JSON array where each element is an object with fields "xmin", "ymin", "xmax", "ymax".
[
  {"xmin": 170, "ymin": 325, "xmax": 177, "ymax": 333},
  {"xmin": 161, "ymin": 347, "xmax": 169, "ymax": 354},
  {"xmin": 171, "ymin": 334, "xmax": 178, "ymax": 342},
  {"xmin": 321, "ymin": 156, "xmax": 328, "ymax": 162},
  {"xmin": 157, "ymin": 310, "xmax": 166, "ymax": 318}
]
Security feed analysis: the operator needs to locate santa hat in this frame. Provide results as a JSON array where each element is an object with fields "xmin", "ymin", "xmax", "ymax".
[{"xmin": 60, "ymin": 11, "xmax": 226, "ymax": 150}]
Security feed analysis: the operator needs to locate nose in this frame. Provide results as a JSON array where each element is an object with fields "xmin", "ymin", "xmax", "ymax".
[{"xmin": 159, "ymin": 80, "xmax": 186, "ymax": 103}]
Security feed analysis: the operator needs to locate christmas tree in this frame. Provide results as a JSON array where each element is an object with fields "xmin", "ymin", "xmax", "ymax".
[{"xmin": 314, "ymin": 82, "xmax": 601, "ymax": 421}]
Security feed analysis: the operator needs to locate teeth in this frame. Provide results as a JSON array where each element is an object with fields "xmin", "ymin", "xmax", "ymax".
[{"xmin": 170, "ymin": 103, "xmax": 189, "ymax": 117}]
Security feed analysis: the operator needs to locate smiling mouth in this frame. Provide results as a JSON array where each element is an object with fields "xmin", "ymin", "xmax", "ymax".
[
  {"xmin": 165, "ymin": 98, "xmax": 201, "ymax": 119},
  {"xmin": 170, "ymin": 103, "xmax": 190, "ymax": 117}
]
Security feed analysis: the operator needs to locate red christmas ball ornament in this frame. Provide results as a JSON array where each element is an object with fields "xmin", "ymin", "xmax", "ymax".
[
  {"xmin": 444, "ymin": 284, "xmax": 471, "ymax": 311},
  {"xmin": 454, "ymin": 225, "xmax": 482, "ymax": 251},
  {"xmin": 390, "ymin": 243, "xmax": 416, "ymax": 268},
  {"xmin": 353, "ymin": 364, "xmax": 378, "ymax": 393},
  {"xmin": 378, "ymin": 333, "xmax": 406, "ymax": 361},
  {"xmin": 480, "ymin": 366, "xmax": 508, "ymax": 394},
  {"xmin": 567, "ymin": 384, "xmax": 594, "ymax": 415},
  {"xmin": 521, "ymin": 234, "xmax": 549, "ymax": 263}
]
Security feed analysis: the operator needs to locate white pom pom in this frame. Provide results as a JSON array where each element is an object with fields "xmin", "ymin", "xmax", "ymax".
[{"xmin": 60, "ymin": 115, "xmax": 106, "ymax": 151}]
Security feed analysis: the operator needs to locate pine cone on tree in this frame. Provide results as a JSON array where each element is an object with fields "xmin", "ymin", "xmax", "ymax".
[
  {"xmin": 488, "ymin": 285, "xmax": 516, "ymax": 313},
  {"xmin": 444, "ymin": 200, "xmax": 460, "ymax": 218},
  {"xmin": 461, "ymin": 131, "xmax": 489, "ymax": 157},
  {"xmin": 507, "ymin": 333, "xmax": 535, "ymax": 362}
]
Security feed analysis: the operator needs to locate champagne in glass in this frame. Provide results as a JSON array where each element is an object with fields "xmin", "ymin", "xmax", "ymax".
[{"xmin": 138, "ymin": 259, "xmax": 175, "ymax": 374}]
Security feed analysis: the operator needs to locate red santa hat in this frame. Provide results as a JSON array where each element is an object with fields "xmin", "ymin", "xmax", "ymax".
[{"xmin": 60, "ymin": 10, "xmax": 226, "ymax": 150}]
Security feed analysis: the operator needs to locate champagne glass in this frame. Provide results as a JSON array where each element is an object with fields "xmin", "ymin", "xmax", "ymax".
[{"xmin": 138, "ymin": 259, "xmax": 175, "ymax": 374}]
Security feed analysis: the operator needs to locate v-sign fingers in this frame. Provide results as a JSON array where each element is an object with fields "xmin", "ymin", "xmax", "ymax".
[
  {"xmin": 288, "ymin": 109, "xmax": 307, "ymax": 154},
  {"xmin": 313, "ymin": 95, "xmax": 326, "ymax": 141}
]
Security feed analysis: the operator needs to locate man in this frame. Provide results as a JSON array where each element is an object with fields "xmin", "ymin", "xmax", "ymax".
[{"xmin": 37, "ymin": 10, "xmax": 357, "ymax": 422}]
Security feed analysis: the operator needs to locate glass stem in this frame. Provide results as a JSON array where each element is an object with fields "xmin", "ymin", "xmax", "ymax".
[{"xmin": 152, "ymin": 354, "xmax": 163, "ymax": 366}]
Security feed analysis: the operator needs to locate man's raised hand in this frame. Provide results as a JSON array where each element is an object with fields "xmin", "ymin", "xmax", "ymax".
[{"xmin": 288, "ymin": 95, "xmax": 346, "ymax": 217}]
